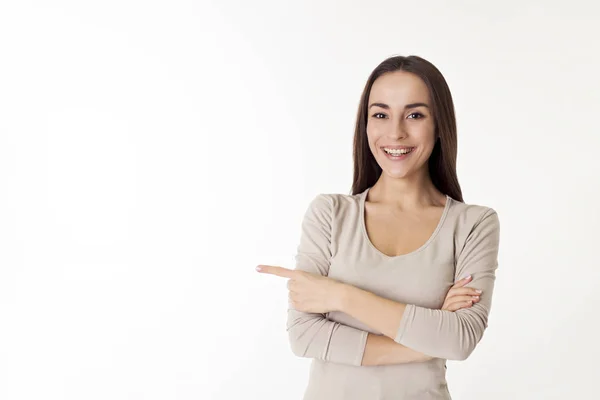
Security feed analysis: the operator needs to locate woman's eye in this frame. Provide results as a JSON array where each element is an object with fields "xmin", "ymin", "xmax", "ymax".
[{"xmin": 371, "ymin": 112, "xmax": 424, "ymax": 119}]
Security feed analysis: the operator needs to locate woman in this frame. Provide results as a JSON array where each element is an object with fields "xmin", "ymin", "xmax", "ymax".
[{"xmin": 257, "ymin": 55, "xmax": 501, "ymax": 399}]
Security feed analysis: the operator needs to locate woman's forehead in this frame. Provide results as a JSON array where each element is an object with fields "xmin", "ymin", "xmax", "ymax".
[{"xmin": 370, "ymin": 71, "xmax": 430, "ymax": 105}]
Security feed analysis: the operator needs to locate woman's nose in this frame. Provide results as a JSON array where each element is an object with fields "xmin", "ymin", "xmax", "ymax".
[{"xmin": 390, "ymin": 124, "xmax": 408, "ymax": 139}]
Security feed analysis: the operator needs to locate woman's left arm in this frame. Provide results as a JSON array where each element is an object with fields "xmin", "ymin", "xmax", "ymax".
[{"xmin": 339, "ymin": 208, "xmax": 500, "ymax": 361}]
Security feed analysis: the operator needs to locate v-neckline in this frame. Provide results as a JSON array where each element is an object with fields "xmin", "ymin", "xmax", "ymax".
[{"xmin": 359, "ymin": 186, "xmax": 452, "ymax": 259}]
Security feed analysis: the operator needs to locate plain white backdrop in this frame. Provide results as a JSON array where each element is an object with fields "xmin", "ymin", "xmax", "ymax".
[{"xmin": 0, "ymin": 1, "xmax": 599, "ymax": 399}]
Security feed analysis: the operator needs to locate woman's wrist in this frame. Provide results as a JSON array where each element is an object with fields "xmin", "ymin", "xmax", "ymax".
[{"xmin": 334, "ymin": 282, "xmax": 353, "ymax": 312}]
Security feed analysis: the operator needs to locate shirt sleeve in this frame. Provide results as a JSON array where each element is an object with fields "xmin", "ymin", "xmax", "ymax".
[
  {"xmin": 286, "ymin": 194, "xmax": 369, "ymax": 366},
  {"xmin": 394, "ymin": 208, "xmax": 501, "ymax": 361}
]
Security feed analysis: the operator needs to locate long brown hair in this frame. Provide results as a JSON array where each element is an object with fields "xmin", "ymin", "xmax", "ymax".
[{"xmin": 350, "ymin": 55, "xmax": 464, "ymax": 203}]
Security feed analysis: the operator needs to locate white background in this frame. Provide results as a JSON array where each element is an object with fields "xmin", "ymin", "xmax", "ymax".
[{"xmin": 1, "ymin": 1, "xmax": 599, "ymax": 399}]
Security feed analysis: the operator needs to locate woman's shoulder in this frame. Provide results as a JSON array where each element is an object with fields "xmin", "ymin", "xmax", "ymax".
[
  {"xmin": 447, "ymin": 196, "xmax": 500, "ymax": 235},
  {"xmin": 450, "ymin": 196, "xmax": 498, "ymax": 217},
  {"xmin": 321, "ymin": 190, "xmax": 363, "ymax": 207},
  {"xmin": 306, "ymin": 191, "xmax": 362, "ymax": 219}
]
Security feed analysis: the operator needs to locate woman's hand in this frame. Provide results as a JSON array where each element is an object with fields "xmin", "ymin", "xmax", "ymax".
[
  {"xmin": 256, "ymin": 264, "xmax": 345, "ymax": 313},
  {"xmin": 441, "ymin": 274, "xmax": 483, "ymax": 311}
]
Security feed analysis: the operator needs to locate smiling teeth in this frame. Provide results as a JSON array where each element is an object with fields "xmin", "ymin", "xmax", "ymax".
[{"xmin": 384, "ymin": 147, "xmax": 413, "ymax": 155}]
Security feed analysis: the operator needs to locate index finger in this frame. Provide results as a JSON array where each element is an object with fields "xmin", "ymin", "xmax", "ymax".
[{"xmin": 256, "ymin": 264, "xmax": 296, "ymax": 278}]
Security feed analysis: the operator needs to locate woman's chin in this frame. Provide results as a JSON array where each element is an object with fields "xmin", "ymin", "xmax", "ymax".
[{"xmin": 383, "ymin": 169, "xmax": 411, "ymax": 179}]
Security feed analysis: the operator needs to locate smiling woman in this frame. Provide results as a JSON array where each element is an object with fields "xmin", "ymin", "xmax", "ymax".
[{"xmin": 258, "ymin": 55, "xmax": 500, "ymax": 400}]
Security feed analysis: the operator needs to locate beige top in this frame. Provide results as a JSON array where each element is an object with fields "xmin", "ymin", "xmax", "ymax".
[{"xmin": 287, "ymin": 186, "xmax": 501, "ymax": 400}]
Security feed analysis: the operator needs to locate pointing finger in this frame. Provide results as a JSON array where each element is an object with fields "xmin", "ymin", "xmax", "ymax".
[{"xmin": 256, "ymin": 265, "xmax": 296, "ymax": 278}]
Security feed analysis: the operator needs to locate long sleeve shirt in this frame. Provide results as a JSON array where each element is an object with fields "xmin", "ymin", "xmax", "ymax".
[{"xmin": 286, "ymin": 186, "xmax": 501, "ymax": 400}]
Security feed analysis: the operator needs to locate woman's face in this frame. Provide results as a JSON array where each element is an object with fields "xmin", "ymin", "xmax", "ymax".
[{"xmin": 366, "ymin": 71, "xmax": 436, "ymax": 180}]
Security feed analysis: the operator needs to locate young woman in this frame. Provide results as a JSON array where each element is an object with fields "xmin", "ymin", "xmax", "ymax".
[{"xmin": 257, "ymin": 55, "xmax": 501, "ymax": 400}]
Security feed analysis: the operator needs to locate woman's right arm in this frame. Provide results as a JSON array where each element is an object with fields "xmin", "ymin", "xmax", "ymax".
[{"xmin": 286, "ymin": 194, "xmax": 369, "ymax": 366}]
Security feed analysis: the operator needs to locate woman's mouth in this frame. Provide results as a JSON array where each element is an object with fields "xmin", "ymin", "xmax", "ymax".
[{"xmin": 382, "ymin": 146, "xmax": 415, "ymax": 161}]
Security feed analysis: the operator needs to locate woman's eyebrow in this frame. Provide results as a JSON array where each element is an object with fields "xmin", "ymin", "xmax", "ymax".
[{"xmin": 368, "ymin": 102, "xmax": 430, "ymax": 110}]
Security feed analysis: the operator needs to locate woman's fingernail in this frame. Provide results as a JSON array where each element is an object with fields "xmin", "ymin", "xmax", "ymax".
[
  {"xmin": 475, "ymin": 289, "xmax": 482, "ymax": 293},
  {"xmin": 463, "ymin": 275, "xmax": 471, "ymax": 280},
  {"xmin": 256, "ymin": 266, "xmax": 262, "ymax": 271}
]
